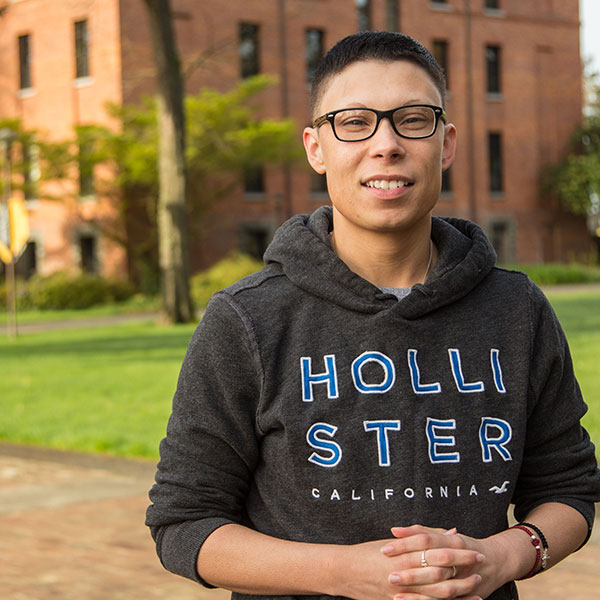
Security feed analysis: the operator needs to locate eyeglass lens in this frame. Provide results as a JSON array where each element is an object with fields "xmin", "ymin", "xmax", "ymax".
[{"xmin": 333, "ymin": 106, "xmax": 437, "ymax": 140}]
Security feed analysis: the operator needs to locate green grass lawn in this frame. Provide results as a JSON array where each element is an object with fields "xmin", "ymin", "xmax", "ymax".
[
  {"xmin": 0, "ymin": 289, "xmax": 599, "ymax": 459},
  {"xmin": 0, "ymin": 321, "xmax": 195, "ymax": 458},
  {"xmin": 546, "ymin": 289, "xmax": 600, "ymax": 447}
]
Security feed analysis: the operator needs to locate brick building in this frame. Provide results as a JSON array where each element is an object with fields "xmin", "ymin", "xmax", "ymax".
[{"xmin": 0, "ymin": 0, "xmax": 592, "ymax": 282}]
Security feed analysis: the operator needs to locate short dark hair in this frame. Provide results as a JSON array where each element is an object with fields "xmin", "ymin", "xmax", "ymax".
[{"xmin": 310, "ymin": 31, "xmax": 447, "ymax": 117}]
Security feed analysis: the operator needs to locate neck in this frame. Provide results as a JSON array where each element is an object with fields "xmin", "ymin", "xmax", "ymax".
[{"xmin": 330, "ymin": 214, "xmax": 436, "ymax": 288}]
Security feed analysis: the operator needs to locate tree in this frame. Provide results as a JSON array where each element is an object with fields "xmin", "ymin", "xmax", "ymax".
[
  {"xmin": 543, "ymin": 74, "xmax": 600, "ymax": 218},
  {"xmin": 143, "ymin": 0, "xmax": 192, "ymax": 323},
  {"xmin": 2, "ymin": 86, "xmax": 301, "ymax": 298},
  {"xmin": 77, "ymin": 76, "xmax": 301, "ymax": 293}
]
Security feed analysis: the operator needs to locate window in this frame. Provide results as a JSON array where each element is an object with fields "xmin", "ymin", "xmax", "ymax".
[
  {"xmin": 441, "ymin": 167, "xmax": 452, "ymax": 194},
  {"xmin": 488, "ymin": 132, "xmax": 503, "ymax": 193},
  {"xmin": 485, "ymin": 0, "xmax": 500, "ymax": 8},
  {"xmin": 78, "ymin": 141, "xmax": 94, "ymax": 197},
  {"xmin": 23, "ymin": 142, "xmax": 40, "ymax": 200},
  {"xmin": 79, "ymin": 234, "xmax": 98, "ymax": 274},
  {"xmin": 486, "ymin": 45, "xmax": 501, "ymax": 94},
  {"xmin": 311, "ymin": 172, "xmax": 328, "ymax": 194},
  {"xmin": 18, "ymin": 34, "xmax": 32, "ymax": 89},
  {"xmin": 15, "ymin": 240, "xmax": 37, "ymax": 279},
  {"xmin": 488, "ymin": 220, "xmax": 511, "ymax": 264},
  {"xmin": 386, "ymin": 0, "xmax": 400, "ymax": 32},
  {"xmin": 239, "ymin": 23, "xmax": 260, "ymax": 78},
  {"xmin": 239, "ymin": 223, "xmax": 271, "ymax": 260},
  {"xmin": 74, "ymin": 20, "xmax": 90, "ymax": 79},
  {"xmin": 306, "ymin": 29, "xmax": 324, "ymax": 85},
  {"xmin": 243, "ymin": 166, "xmax": 265, "ymax": 194},
  {"xmin": 432, "ymin": 40, "xmax": 449, "ymax": 89},
  {"xmin": 356, "ymin": 0, "xmax": 371, "ymax": 31}
]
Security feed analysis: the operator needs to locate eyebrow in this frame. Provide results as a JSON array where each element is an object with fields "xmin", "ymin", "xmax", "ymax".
[{"xmin": 335, "ymin": 99, "xmax": 434, "ymax": 110}]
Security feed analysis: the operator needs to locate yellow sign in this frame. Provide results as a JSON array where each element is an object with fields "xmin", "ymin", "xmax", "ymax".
[{"xmin": 0, "ymin": 198, "xmax": 30, "ymax": 264}]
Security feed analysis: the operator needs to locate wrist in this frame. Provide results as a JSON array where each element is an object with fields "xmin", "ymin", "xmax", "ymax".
[{"xmin": 487, "ymin": 528, "xmax": 538, "ymax": 583}]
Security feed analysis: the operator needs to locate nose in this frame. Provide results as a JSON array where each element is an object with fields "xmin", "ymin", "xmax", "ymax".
[{"xmin": 368, "ymin": 116, "xmax": 407, "ymax": 159}]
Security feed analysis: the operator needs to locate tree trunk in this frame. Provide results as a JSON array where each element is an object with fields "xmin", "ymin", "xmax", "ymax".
[{"xmin": 144, "ymin": 0, "xmax": 194, "ymax": 323}]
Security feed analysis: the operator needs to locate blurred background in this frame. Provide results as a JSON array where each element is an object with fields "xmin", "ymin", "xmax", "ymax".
[{"xmin": 1, "ymin": 3, "xmax": 599, "ymax": 599}]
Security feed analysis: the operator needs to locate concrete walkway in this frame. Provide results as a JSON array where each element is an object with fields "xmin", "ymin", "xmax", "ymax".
[{"xmin": 0, "ymin": 442, "xmax": 598, "ymax": 599}]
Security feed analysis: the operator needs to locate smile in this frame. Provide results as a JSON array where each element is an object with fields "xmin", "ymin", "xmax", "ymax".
[{"xmin": 364, "ymin": 179, "xmax": 413, "ymax": 190}]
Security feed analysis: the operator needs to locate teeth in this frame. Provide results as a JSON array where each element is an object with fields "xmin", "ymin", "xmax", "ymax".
[{"xmin": 365, "ymin": 180, "xmax": 407, "ymax": 189}]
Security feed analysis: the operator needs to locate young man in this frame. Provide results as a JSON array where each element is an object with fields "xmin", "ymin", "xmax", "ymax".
[{"xmin": 147, "ymin": 32, "xmax": 600, "ymax": 600}]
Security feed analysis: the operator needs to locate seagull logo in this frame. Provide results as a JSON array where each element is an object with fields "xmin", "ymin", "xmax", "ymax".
[{"xmin": 489, "ymin": 481, "xmax": 510, "ymax": 494}]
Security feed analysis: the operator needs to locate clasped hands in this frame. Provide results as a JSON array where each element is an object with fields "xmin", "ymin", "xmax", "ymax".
[{"xmin": 341, "ymin": 524, "xmax": 500, "ymax": 600}]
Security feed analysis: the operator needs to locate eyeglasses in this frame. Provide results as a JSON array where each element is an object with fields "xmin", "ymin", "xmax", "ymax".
[{"xmin": 312, "ymin": 104, "xmax": 447, "ymax": 142}]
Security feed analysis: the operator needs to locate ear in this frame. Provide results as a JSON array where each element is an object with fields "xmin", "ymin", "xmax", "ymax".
[
  {"xmin": 303, "ymin": 127, "xmax": 326, "ymax": 174},
  {"xmin": 441, "ymin": 122, "xmax": 457, "ymax": 171}
]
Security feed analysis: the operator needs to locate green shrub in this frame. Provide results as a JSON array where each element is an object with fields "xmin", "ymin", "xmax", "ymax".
[
  {"xmin": 191, "ymin": 252, "xmax": 264, "ymax": 307},
  {"xmin": 22, "ymin": 272, "xmax": 134, "ymax": 310},
  {"xmin": 503, "ymin": 263, "xmax": 600, "ymax": 286}
]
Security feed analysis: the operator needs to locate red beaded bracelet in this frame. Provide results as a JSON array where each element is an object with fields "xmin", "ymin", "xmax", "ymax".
[{"xmin": 510, "ymin": 524, "xmax": 543, "ymax": 579}]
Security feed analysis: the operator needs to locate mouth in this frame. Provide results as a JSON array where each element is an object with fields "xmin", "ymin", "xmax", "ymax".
[{"xmin": 362, "ymin": 178, "xmax": 414, "ymax": 191}]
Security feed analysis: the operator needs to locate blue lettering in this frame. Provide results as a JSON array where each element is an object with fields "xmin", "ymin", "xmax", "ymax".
[
  {"xmin": 306, "ymin": 422, "xmax": 342, "ymax": 467},
  {"xmin": 490, "ymin": 349, "xmax": 506, "ymax": 393},
  {"xmin": 363, "ymin": 420, "xmax": 401, "ymax": 466},
  {"xmin": 480, "ymin": 417, "xmax": 512, "ymax": 462},
  {"xmin": 301, "ymin": 355, "xmax": 338, "ymax": 402},
  {"xmin": 448, "ymin": 349, "xmax": 485, "ymax": 393},
  {"xmin": 352, "ymin": 351, "xmax": 395, "ymax": 393},
  {"xmin": 408, "ymin": 349, "xmax": 441, "ymax": 394},
  {"xmin": 426, "ymin": 418, "xmax": 460, "ymax": 463}
]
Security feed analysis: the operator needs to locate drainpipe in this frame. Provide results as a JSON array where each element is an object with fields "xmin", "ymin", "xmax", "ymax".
[
  {"xmin": 278, "ymin": 0, "xmax": 293, "ymax": 220},
  {"xmin": 465, "ymin": 0, "xmax": 478, "ymax": 222}
]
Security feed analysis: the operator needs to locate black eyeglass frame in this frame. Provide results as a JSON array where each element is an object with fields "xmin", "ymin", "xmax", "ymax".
[{"xmin": 312, "ymin": 104, "xmax": 447, "ymax": 142}]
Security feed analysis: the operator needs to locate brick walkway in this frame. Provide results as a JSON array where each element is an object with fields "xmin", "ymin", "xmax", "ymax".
[{"xmin": 0, "ymin": 443, "xmax": 598, "ymax": 600}]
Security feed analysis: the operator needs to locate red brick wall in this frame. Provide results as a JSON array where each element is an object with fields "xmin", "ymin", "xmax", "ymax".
[
  {"xmin": 0, "ymin": 0, "xmax": 127, "ymax": 277},
  {"xmin": 1, "ymin": 0, "xmax": 592, "ymax": 281}
]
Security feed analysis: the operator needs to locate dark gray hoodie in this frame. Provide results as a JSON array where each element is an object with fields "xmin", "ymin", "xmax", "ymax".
[{"xmin": 147, "ymin": 207, "xmax": 600, "ymax": 600}]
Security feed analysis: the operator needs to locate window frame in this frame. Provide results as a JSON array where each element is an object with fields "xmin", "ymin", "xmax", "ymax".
[
  {"xmin": 18, "ymin": 34, "xmax": 32, "ymax": 90},
  {"xmin": 239, "ymin": 22, "xmax": 260, "ymax": 79}
]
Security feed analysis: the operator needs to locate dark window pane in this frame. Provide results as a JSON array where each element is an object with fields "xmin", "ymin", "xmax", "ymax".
[
  {"xmin": 486, "ymin": 45, "xmax": 501, "ymax": 94},
  {"xmin": 239, "ymin": 224, "xmax": 270, "ymax": 260},
  {"xmin": 15, "ymin": 240, "xmax": 37, "ymax": 279},
  {"xmin": 79, "ymin": 234, "xmax": 98, "ymax": 274},
  {"xmin": 356, "ymin": 0, "xmax": 371, "ymax": 31},
  {"xmin": 488, "ymin": 132, "xmax": 503, "ymax": 192},
  {"xmin": 79, "ymin": 141, "xmax": 94, "ymax": 196},
  {"xmin": 386, "ymin": 0, "xmax": 399, "ymax": 32},
  {"xmin": 311, "ymin": 172, "xmax": 328, "ymax": 194},
  {"xmin": 485, "ymin": 0, "xmax": 500, "ymax": 9},
  {"xmin": 432, "ymin": 39, "xmax": 449, "ymax": 89},
  {"xmin": 18, "ymin": 35, "xmax": 32, "ymax": 89},
  {"xmin": 75, "ymin": 20, "xmax": 90, "ymax": 78},
  {"xmin": 306, "ymin": 29, "xmax": 324, "ymax": 85},
  {"xmin": 489, "ymin": 221, "xmax": 510, "ymax": 263},
  {"xmin": 244, "ymin": 166, "xmax": 265, "ymax": 193},
  {"xmin": 441, "ymin": 167, "xmax": 451, "ymax": 193},
  {"xmin": 23, "ymin": 142, "xmax": 38, "ymax": 200},
  {"xmin": 240, "ymin": 23, "xmax": 260, "ymax": 78}
]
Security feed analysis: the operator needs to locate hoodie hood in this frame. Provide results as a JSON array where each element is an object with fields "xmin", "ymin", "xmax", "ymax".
[{"xmin": 263, "ymin": 206, "xmax": 496, "ymax": 319}]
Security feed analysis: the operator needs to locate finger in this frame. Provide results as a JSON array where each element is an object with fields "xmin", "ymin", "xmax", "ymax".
[
  {"xmin": 381, "ymin": 532, "xmax": 471, "ymax": 556},
  {"xmin": 418, "ymin": 548, "xmax": 486, "ymax": 569},
  {"xmin": 389, "ymin": 565, "xmax": 458, "ymax": 587},
  {"xmin": 391, "ymin": 524, "xmax": 450, "ymax": 538},
  {"xmin": 394, "ymin": 573, "xmax": 482, "ymax": 599}
]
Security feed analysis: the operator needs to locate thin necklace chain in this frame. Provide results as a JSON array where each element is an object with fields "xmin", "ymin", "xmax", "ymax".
[{"xmin": 422, "ymin": 239, "xmax": 433, "ymax": 284}]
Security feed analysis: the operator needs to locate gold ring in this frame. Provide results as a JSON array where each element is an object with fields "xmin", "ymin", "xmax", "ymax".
[{"xmin": 421, "ymin": 550, "xmax": 429, "ymax": 568}]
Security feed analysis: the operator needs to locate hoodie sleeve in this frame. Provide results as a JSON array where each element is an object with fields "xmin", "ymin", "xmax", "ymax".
[
  {"xmin": 146, "ymin": 293, "xmax": 263, "ymax": 584},
  {"xmin": 512, "ymin": 284, "xmax": 600, "ymax": 541}
]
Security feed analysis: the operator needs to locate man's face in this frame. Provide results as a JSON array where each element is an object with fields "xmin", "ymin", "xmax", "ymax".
[{"xmin": 304, "ymin": 59, "xmax": 456, "ymax": 236}]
